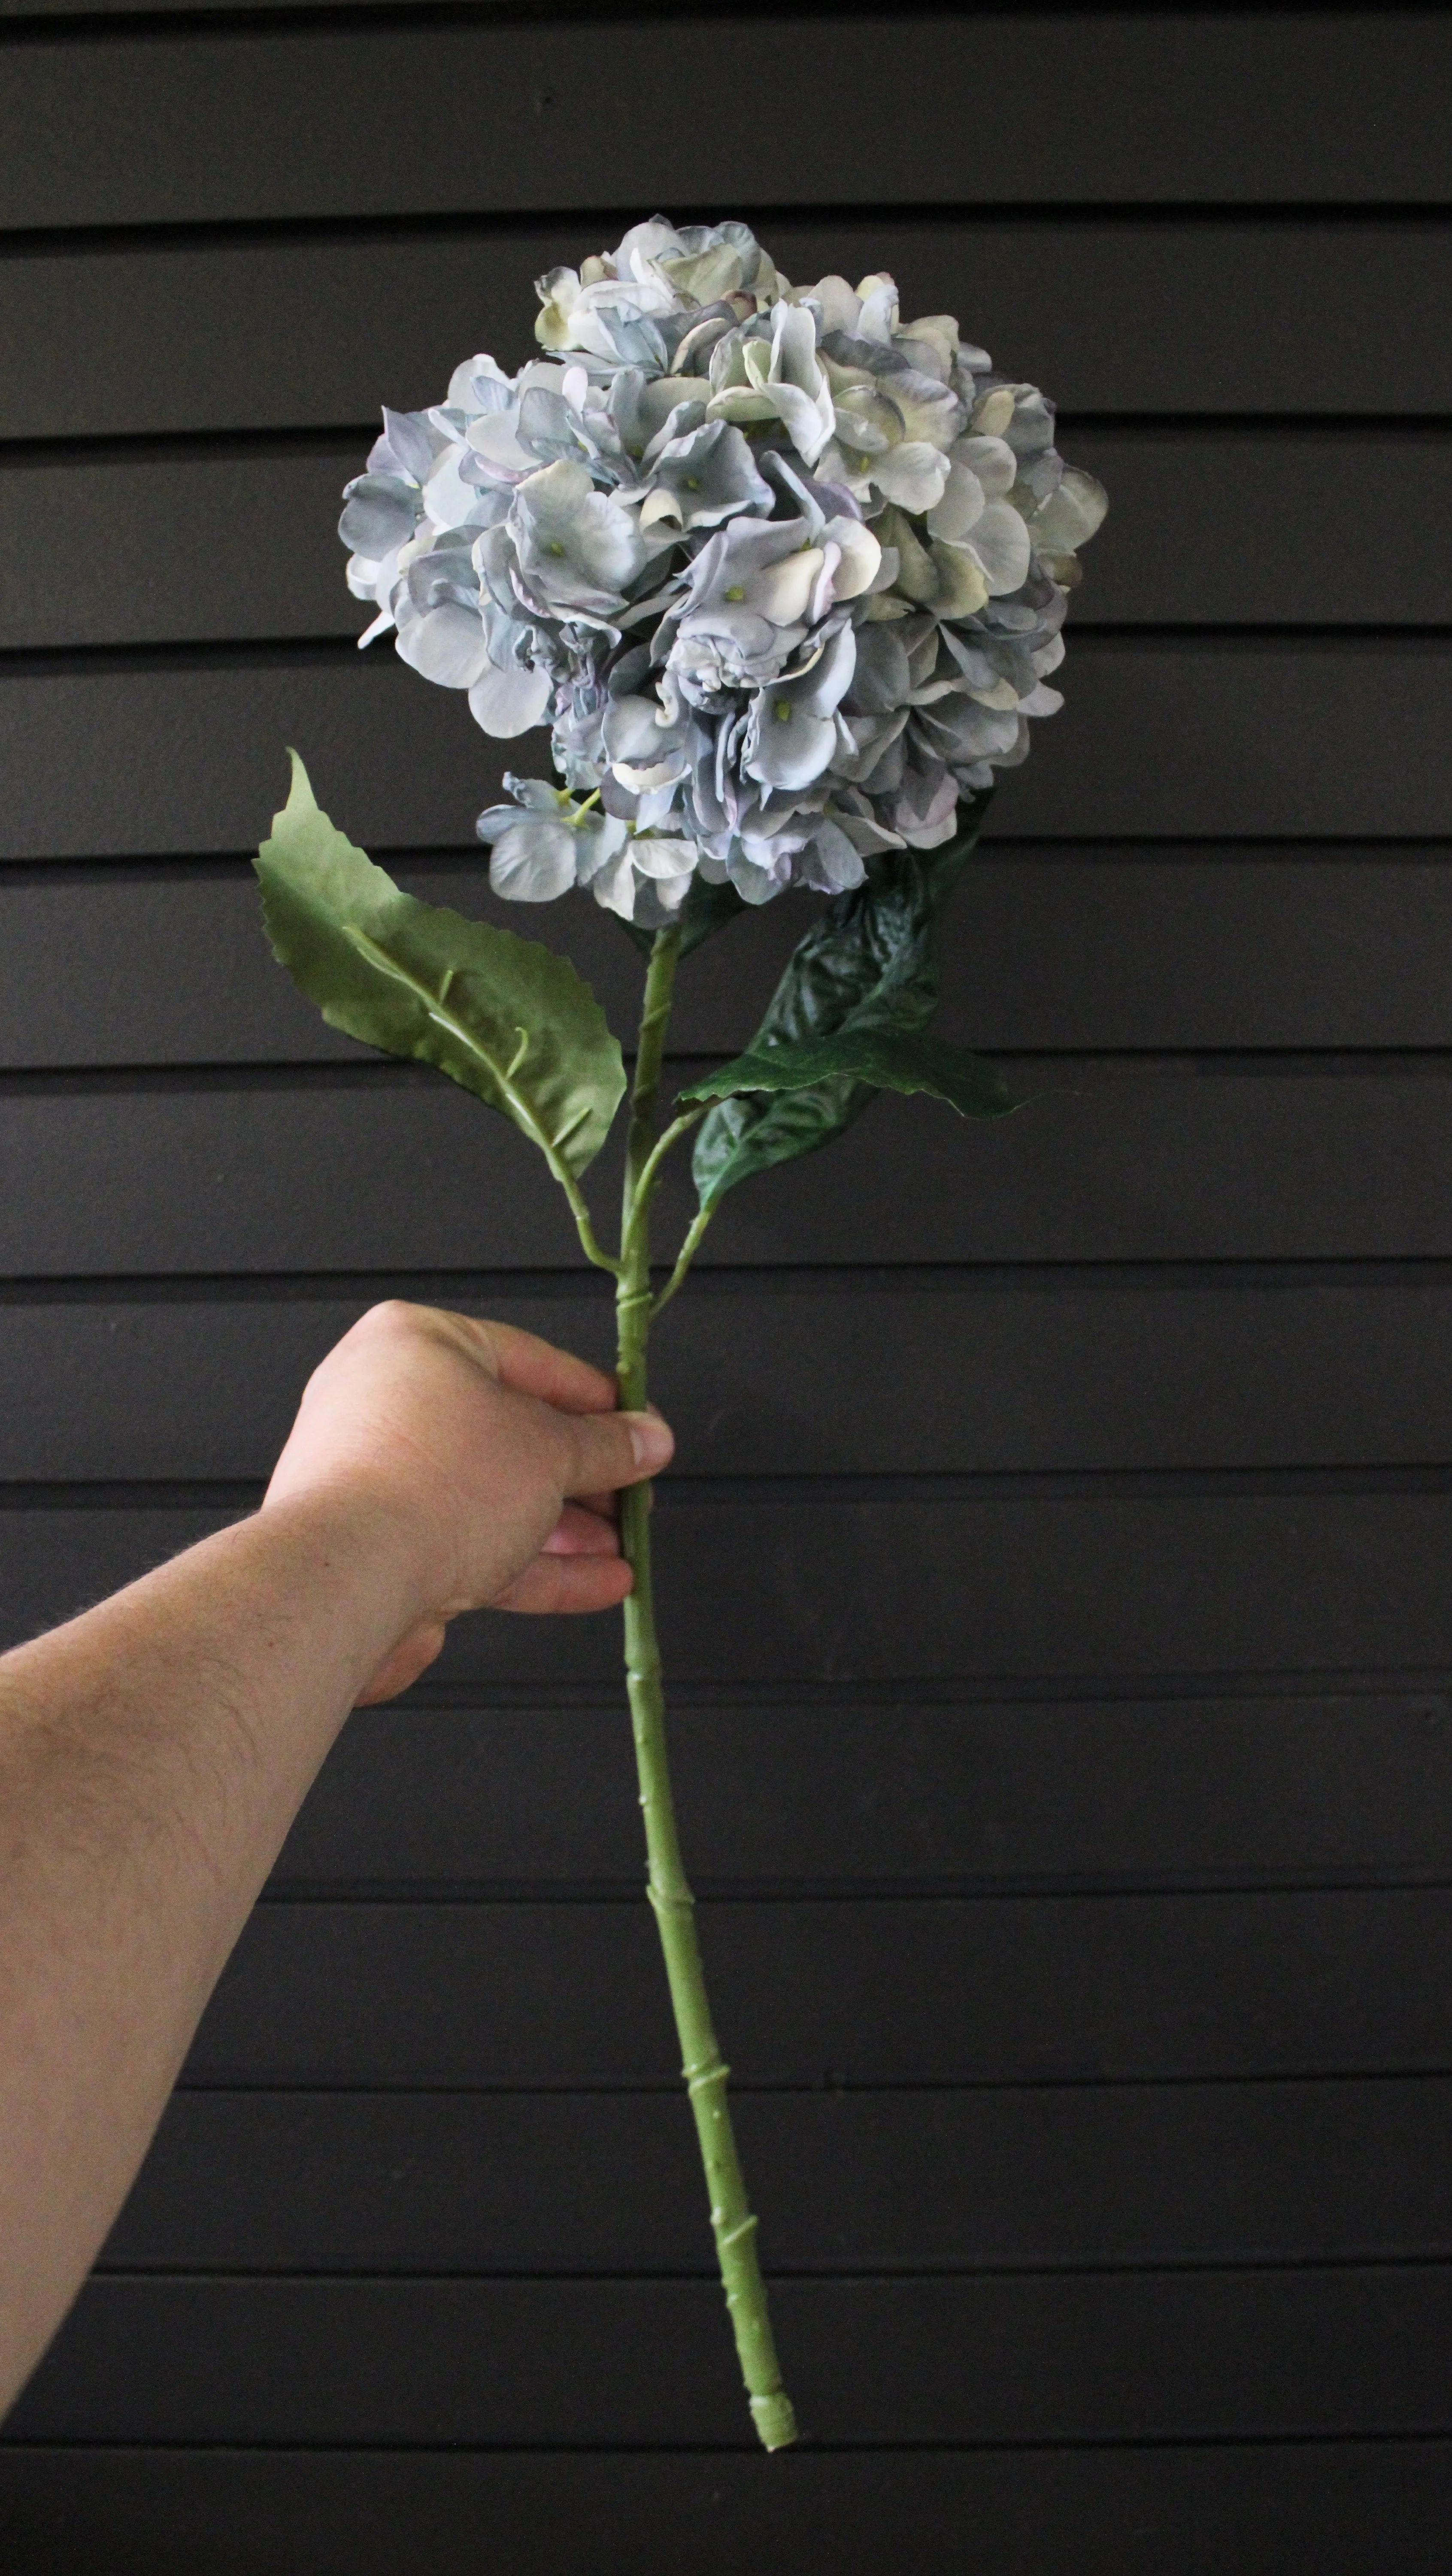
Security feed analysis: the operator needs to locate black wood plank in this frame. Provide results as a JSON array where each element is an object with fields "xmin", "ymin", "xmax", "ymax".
[
  {"xmin": 6, "ymin": 221, "xmax": 1449, "ymax": 442},
  {"xmin": 0, "ymin": 446, "xmax": 367, "ymax": 652},
  {"xmin": 1, "ymin": 1066, "xmax": 1449, "ymax": 1274},
  {"xmin": 12, "ymin": 2266, "xmax": 1452, "ymax": 2444},
  {"xmin": 101, "ymin": 2078, "xmax": 1452, "ymax": 2274},
  {"xmin": 4, "ymin": 17, "xmax": 1448, "ymax": 231},
  {"xmin": 8, "ymin": 1488, "xmax": 1452, "ymax": 1689},
  {"xmin": 1067, "ymin": 428, "xmax": 1452, "ymax": 630},
  {"xmin": 2, "ymin": 642, "xmax": 1444, "ymax": 862},
  {"xmin": 2, "ymin": 2439, "xmax": 1449, "ymax": 2576},
  {"xmin": 190, "ymin": 1889, "xmax": 1452, "ymax": 2087},
  {"xmin": 7, "ymin": 853, "xmax": 1452, "ymax": 1067},
  {"xmin": 8, "ymin": 429, "xmax": 1448, "ymax": 650},
  {"xmin": 274, "ymin": 1690, "xmax": 1452, "ymax": 1896},
  {"xmin": 5, "ymin": 1277, "xmax": 1452, "ymax": 1482}
]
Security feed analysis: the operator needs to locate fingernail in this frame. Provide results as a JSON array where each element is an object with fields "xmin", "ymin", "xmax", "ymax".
[{"xmin": 627, "ymin": 1412, "xmax": 673, "ymax": 1470}]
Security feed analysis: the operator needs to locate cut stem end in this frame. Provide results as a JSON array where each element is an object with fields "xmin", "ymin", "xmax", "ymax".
[{"xmin": 751, "ymin": 2391, "xmax": 800, "ymax": 2451}]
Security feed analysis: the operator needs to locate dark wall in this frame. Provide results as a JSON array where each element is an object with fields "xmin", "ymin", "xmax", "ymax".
[{"xmin": 1, "ymin": 7, "xmax": 1450, "ymax": 2569}]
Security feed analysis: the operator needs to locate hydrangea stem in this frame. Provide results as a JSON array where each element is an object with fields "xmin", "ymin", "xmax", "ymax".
[{"xmin": 616, "ymin": 924, "xmax": 798, "ymax": 2454}]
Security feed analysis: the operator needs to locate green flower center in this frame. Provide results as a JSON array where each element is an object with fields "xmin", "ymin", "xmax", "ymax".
[
  {"xmin": 684, "ymin": 477, "xmax": 701, "ymax": 491},
  {"xmin": 774, "ymin": 699, "xmax": 792, "ymax": 722},
  {"xmin": 724, "ymin": 584, "xmax": 746, "ymax": 601},
  {"xmin": 548, "ymin": 541, "xmax": 567, "ymax": 557}
]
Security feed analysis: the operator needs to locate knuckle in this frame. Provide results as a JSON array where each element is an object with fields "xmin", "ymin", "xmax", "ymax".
[{"xmin": 358, "ymin": 1296, "xmax": 421, "ymax": 1337}]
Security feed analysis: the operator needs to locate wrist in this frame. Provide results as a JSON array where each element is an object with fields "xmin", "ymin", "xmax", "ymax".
[{"xmin": 252, "ymin": 1478, "xmax": 440, "ymax": 1680}]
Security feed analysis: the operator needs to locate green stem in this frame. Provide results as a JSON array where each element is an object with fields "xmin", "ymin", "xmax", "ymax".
[
  {"xmin": 561, "ymin": 1177, "xmax": 625, "ymax": 1279},
  {"xmin": 621, "ymin": 1108, "xmax": 703, "ymax": 1257},
  {"xmin": 616, "ymin": 926, "xmax": 798, "ymax": 2455},
  {"xmin": 650, "ymin": 1199, "xmax": 717, "ymax": 1321}
]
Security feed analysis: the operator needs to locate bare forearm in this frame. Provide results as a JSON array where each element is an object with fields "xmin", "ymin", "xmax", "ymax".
[
  {"xmin": 0, "ymin": 1300, "xmax": 671, "ymax": 2418},
  {"xmin": 0, "ymin": 1492, "xmax": 417, "ymax": 2411}
]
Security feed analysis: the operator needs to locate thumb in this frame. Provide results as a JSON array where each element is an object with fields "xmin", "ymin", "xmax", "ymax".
[{"xmin": 558, "ymin": 1404, "xmax": 673, "ymax": 1498}]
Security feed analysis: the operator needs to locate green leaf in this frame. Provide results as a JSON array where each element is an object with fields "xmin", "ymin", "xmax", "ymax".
[
  {"xmin": 690, "ymin": 791, "xmax": 998, "ymax": 1209},
  {"xmin": 255, "ymin": 751, "xmax": 625, "ymax": 1178},
  {"xmin": 679, "ymin": 1028, "xmax": 1015, "ymax": 1119}
]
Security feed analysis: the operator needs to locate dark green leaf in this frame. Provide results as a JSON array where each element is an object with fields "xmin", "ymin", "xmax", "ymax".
[
  {"xmin": 691, "ymin": 791, "xmax": 996, "ymax": 1209},
  {"xmin": 255, "ymin": 751, "xmax": 625, "ymax": 1178},
  {"xmin": 679, "ymin": 1028, "xmax": 1015, "ymax": 1119}
]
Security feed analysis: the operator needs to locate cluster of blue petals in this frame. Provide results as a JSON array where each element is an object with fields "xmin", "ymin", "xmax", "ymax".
[{"xmin": 342, "ymin": 219, "xmax": 1106, "ymax": 925}]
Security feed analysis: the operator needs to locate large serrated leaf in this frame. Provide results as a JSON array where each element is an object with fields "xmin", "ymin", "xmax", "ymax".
[
  {"xmin": 679, "ymin": 1029, "xmax": 1015, "ymax": 1120},
  {"xmin": 690, "ymin": 791, "xmax": 996, "ymax": 1209},
  {"xmin": 256, "ymin": 752, "xmax": 625, "ymax": 1178}
]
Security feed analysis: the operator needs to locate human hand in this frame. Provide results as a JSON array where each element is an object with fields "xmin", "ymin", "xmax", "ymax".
[{"xmin": 261, "ymin": 1300, "xmax": 673, "ymax": 1701}]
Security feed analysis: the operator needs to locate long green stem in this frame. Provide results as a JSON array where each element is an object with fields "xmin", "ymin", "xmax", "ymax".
[{"xmin": 616, "ymin": 926, "xmax": 798, "ymax": 2454}]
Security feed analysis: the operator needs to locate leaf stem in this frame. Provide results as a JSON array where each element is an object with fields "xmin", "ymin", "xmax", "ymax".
[
  {"xmin": 650, "ymin": 1200, "xmax": 717, "ymax": 1321},
  {"xmin": 560, "ymin": 1175, "xmax": 625, "ymax": 1279},
  {"xmin": 621, "ymin": 1108, "xmax": 704, "ymax": 1259},
  {"xmin": 343, "ymin": 927, "xmax": 623, "ymax": 1277},
  {"xmin": 615, "ymin": 926, "xmax": 797, "ymax": 2455}
]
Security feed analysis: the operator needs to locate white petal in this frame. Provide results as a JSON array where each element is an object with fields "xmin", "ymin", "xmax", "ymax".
[
  {"xmin": 468, "ymin": 661, "xmax": 552, "ymax": 737},
  {"xmin": 896, "ymin": 778, "xmax": 961, "ymax": 848},
  {"xmin": 966, "ymin": 500, "xmax": 1033, "ymax": 595},
  {"xmin": 488, "ymin": 819, "xmax": 577, "ymax": 902},
  {"xmin": 771, "ymin": 300, "xmax": 822, "ymax": 389},
  {"xmin": 753, "ymin": 548, "xmax": 825, "ymax": 626},
  {"xmin": 423, "ymin": 446, "xmax": 489, "ymax": 531},
  {"xmin": 928, "ymin": 542, "xmax": 989, "ymax": 618},
  {"xmin": 766, "ymin": 380, "xmax": 834, "ymax": 467},
  {"xmin": 726, "ymin": 850, "xmax": 785, "ymax": 905},
  {"xmin": 872, "ymin": 441, "xmax": 950, "ymax": 513},
  {"xmin": 1029, "ymin": 466, "xmax": 1109, "ymax": 555},
  {"xmin": 706, "ymin": 384, "xmax": 778, "ymax": 429},
  {"xmin": 467, "ymin": 411, "xmax": 536, "ymax": 474},
  {"xmin": 953, "ymin": 433, "xmax": 1017, "ymax": 498},
  {"xmin": 449, "ymin": 350, "xmax": 514, "ymax": 410},
  {"xmin": 613, "ymin": 750, "xmax": 691, "ymax": 794},
  {"xmin": 589, "ymin": 849, "xmax": 643, "ymax": 918},
  {"xmin": 855, "ymin": 277, "xmax": 899, "ymax": 344},
  {"xmin": 394, "ymin": 603, "xmax": 490, "ymax": 689},
  {"xmin": 824, "ymin": 517, "xmax": 882, "ymax": 600},
  {"xmin": 805, "ymin": 273, "xmax": 861, "ymax": 335},
  {"xmin": 973, "ymin": 387, "xmax": 1016, "ymax": 437},
  {"xmin": 629, "ymin": 835, "xmax": 700, "ymax": 879},
  {"xmin": 926, "ymin": 459, "xmax": 987, "ymax": 543},
  {"xmin": 834, "ymin": 809, "xmax": 905, "ymax": 855},
  {"xmin": 964, "ymin": 676, "xmax": 1022, "ymax": 712},
  {"xmin": 639, "ymin": 485, "xmax": 684, "ymax": 532}
]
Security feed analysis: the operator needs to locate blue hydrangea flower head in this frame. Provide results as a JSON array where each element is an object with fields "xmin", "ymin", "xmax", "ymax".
[{"xmin": 340, "ymin": 218, "xmax": 1106, "ymax": 923}]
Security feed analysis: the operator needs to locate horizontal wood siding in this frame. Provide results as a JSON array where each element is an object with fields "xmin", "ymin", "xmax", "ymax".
[
  {"xmin": 0, "ymin": 6, "xmax": 1449, "ymax": 2567},
  {"xmin": 14, "ymin": 2269, "xmax": 1452, "ymax": 2443},
  {"xmin": 10, "ymin": 428, "xmax": 1450, "ymax": 647},
  {"xmin": 4, "ymin": 18, "xmax": 1449, "ymax": 227},
  {"xmin": 3, "ymin": 642, "xmax": 1449, "ymax": 857},
  {"xmin": 8, "ymin": 223, "xmax": 1452, "ymax": 441}
]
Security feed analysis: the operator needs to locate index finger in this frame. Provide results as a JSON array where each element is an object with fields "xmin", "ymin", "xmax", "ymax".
[{"xmin": 441, "ymin": 1314, "xmax": 620, "ymax": 1416}]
